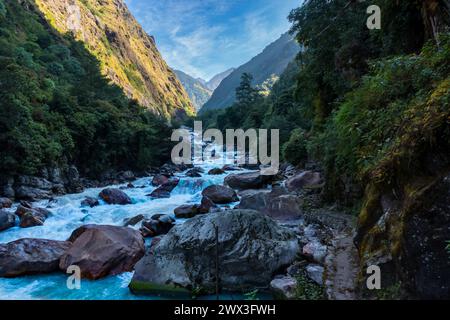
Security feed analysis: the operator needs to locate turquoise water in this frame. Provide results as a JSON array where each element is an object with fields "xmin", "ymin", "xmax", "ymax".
[{"xmin": 0, "ymin": 152, "xmax": 252, "ymax": 299}]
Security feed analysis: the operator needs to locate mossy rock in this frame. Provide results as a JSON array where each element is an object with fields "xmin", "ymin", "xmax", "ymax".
[{"xmin": 129, "ymin": 280, "xmax": 191, "ymax": 299}]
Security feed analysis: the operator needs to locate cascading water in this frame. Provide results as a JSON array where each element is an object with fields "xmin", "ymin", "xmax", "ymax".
[{"xmin": 0, "ymin": 139, "xmax": 258, "ymax": 300}]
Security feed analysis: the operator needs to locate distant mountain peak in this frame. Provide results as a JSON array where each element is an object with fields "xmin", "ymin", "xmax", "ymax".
[
  {"xmin": 206, "ymin": 68, "xmax": 236, "ymax": 91},
  {"xmin": 201, "ymin": 33, "xmax": 299, "ymax": 112}
]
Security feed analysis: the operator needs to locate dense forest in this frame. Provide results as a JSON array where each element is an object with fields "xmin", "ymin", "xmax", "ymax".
[
  {"xmin": 0, "ymin": 0, "xmax": 172, "ymax": 178},
  {"xmin": 197, "ymin": 0, "xmax": 450, "ymax": 297},
  {"xmin": 199, "ymin": 0, "xmax": 450, "ymax": 206}
]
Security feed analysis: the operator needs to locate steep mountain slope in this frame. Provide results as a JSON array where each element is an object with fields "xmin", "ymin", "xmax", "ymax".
[
  {"xmin": 206, "ymin": 68, "xmax": 235, "ymax": 91},
  {"xmin": 201, "ymin": 33, "xmax": 300, "ymax": 112},
  {"xmin": 173, "ymin": 69, "xmax": 212, "ymax": 111},
  {"xmin": 33, "ymin": 0, "xmax": 194, "ymax": 119},
  {"xmin": 0, "ymin": 0, "xmax": 172, "ymax": 181}
]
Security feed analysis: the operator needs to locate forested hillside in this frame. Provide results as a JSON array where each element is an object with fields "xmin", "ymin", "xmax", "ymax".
[
  {"xmin": 33, "ymin": 0, "xmax": 194, "ymax": 119},
  {"xmin": 198, "ymin": 0, "xmax": 450, "ymax": 298},
  {"xmin": 0, "ymin": 0, "xmax": 173, "ymax": 179}
]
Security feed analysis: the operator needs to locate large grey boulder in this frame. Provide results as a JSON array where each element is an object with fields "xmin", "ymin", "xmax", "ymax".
[
  {"xmin": 0, "ymin": 239, "xmax": 71, "ymax": 277},
  {"xmin": 129, "ymin": 210, "xmax": 299, "ymax": 296},
  {"xmin": 224, "ymin": 171, "xmax": 275, "ymax": 190},
  {"xmin": 59, "ymin": 225, "xmax": 145, "ymax": 280},
  {"xmin": 285, "ymin": 171, "xmax": 323, "ymax": 192},
  {"xmin": 237, "ymin": 187, "xmax": 303, "ymax": 221}
]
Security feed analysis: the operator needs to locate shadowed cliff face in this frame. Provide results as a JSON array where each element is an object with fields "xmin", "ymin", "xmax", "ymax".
[{"xmin": 34, "ymin": 0, "xmax": 194, "ymax": 119}]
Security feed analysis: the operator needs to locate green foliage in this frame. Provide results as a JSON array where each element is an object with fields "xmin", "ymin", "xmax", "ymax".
[
  {"xmin": 294, "ymin": 274, "xmax": 325, "ymax": 300},
  {"xmin": 243, "ymin": 289, "xmax": 259, "ymax": 300},
  {"xmin": 309, "ymin": 36, "xmax": 450, "ymax": 199},
  {"xmin": 0, "ymin": 1, "xmax": 172, "ymax": 177},
  {"xmin": 283, "ymin": 128, "xmax": 308, "ymax": 166}
]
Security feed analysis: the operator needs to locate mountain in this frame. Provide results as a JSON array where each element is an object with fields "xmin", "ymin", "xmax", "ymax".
[
  {"xmin": 206, "ymin": 68, "xmax": 235, "ymax": 91},
  {"xmin": 33, "ymin": 0, "xmax": 194, "ymax": 119},
  {"xmin": 173, "ymin": 70, "xmax": 212, "ymax": 111},
  {"xmin": 0, "ymin": 0, "xmax": 174, "ymax": 179},
  {"xmin": 201, "ymin": 33, "xmax": 300, "ymax": 112}
]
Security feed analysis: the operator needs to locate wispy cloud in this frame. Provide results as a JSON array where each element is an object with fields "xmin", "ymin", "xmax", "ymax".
[{"xmin": 125, "ymin": 0, "xmax": 300, "ymax": 80}]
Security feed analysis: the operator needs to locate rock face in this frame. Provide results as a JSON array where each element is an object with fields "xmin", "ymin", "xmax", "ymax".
[
  {"xmin": 0, "ymin": 210, "xmax": 16, "ymax": 232},
  {"xmin": 0, "ymin": 239, "xmax": 71, "ymax": 277},
  {"xmin": 237, "ymin": 187, "xmax": 303, "ymax": 221},
  {"xmin": 15, "ymin": 205, "xmax": 51, "ymax": 228},
  {"xmin": 60, "ymin": 225, "xmax": 145, "ymax": 280},
  {"xmin": 285, "ymin": 171, "xmax": 323, "ymax": 192},
  {"xmin": 34, "ymin": 0, "xmax": 194, "ymax": 119},
  {"xmin": 99, "ymin": 188, "xmax": 132, "ymax": 205},
  {"xmin": 202, "ymin": 185, "xmax": 239, "ymax": 204},
  {"xmin": 356, "ymin": 173, "xmax": 450, "ymax": 299},
  {"xmin": 0, "ymin": 198, "xmax": 12, "ymax": 209},
  {"xmin": 224, "ymin": 172, "xmax": 274, "ymax": 190},
  {"xmin": 130, "ymin": 210, "xmax": 299, "ymax": 295}
]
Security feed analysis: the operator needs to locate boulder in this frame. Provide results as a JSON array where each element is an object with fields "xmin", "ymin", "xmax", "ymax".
[
  {"xmin": 0, "ymin": 239, "xmax": 71, "ymax": 277},
  {"xmin": 14, "ymin": 186, "xmax": 52, "ymax": 201},
  {"xmin": 117, "ymin": 171, "xmax": 135, "ymax": 182},
  {"xmin": 237, "ymin": 187, "xmax": 303, "ymax": 221},
  {"xmin": 306, "ymin": 264, "xmax": 324, "ymax": 285},
  {"xmin": 60, "ymin": 225, "xmax": 145, "ymax": 280},
  {"xmin": 151, "ymin": 174, "xmax": 170, "ymax": 186},
  {"xmin": 99, "ymin": 188, "xmax": 132, "ymax": 205},
  {"xmin": 174, "ymin": 204, "xmax": 199, "ymax": 218},
  {"xmin": 148, "ymin": 178, "xmax": 179, "ymax": 199},
  {"xmin": 285, "ymin": 171, "xmax": 323, "ymax": 192},
  {"xmin": 270, "ymin": 275, "xmax": 298, "ymax": 300},
  {"xmin": 0, "ymin": 210, "xmax": 15, "ymax": 232},
  {"xmin": 15, "ymin": 205, "xmax": 51, "ymax": 228},
  {"xmin": 0, "ymin": 197, "xmax": 12, "ymax": 209},
  {"xmin": 140, "ymin": 214, "xmax": 175, "ymax": 237},
  {"xmin": 129, "ymin": 210, "xmax": 299, "ymax": 295},
  {"xmin": 222, "ymin": 165, "xmax": 241, "ymax": 171},
  {"xmin": 302, "ymin": 241, "xmax": 327, "ymax": 264},
  {"xmin": 208, "ymin": 168, "xmax": 225, "ymax": 175},
  {"xmin": 185, "ymin": 169, "xmax": 202, "ymax": 178},
  {"xmin": 64, "ymin": 166, "xmax": 84, "ymax": 193},
  {"xmin": 123, "ymin": 214, "xmax": 145, "ymax": 227},
  {"xmin": 81, "ymin": 196, "xmax": 100, "ymax": 208},
  {"xmin": 198, "ymin": 196, "xmax": 217, "ymax": 214},
  {"xmin": 224, "ymin": 171, "xmax": 275, "ymax": 190},
  {"xmin": 201, "ymin": 185, "xmax": 238, "ymax": 204}
]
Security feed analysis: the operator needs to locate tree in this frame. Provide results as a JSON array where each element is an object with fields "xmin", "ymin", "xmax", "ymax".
[{"xmin": 235, "ymin": 73, "xmax": 258, "ymax": 107}]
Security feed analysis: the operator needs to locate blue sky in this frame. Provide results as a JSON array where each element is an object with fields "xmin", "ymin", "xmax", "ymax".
[{"xmin": 124, "ymin": 0, "xmax": 301, "ymax": 80}]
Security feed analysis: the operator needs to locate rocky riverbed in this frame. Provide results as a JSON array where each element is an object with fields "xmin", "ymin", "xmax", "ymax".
[{"xmin": 0, "ymin": 158, "xmax": 358, "ymax": 300}]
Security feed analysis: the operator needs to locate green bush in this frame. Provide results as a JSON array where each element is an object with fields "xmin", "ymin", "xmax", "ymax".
[{"xmin": 283, "ymin": 128, "xmax": 308, "ymax": 166}]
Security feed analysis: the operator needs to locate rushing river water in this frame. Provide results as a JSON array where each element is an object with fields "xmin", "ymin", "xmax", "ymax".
[{"xmin": 0, "ymin": 152, "xmax": 266, "ymax": 300}]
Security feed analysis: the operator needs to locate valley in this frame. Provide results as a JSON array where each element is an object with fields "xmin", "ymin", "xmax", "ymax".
[{"xmin": 0, "ymin": 0, "xmax": 449, "ymax": 301}]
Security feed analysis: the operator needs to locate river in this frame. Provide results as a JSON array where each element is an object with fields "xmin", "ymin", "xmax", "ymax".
[{"xmin": 0, "ymin": 153, "xmax": 264, "ymax": 300}]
